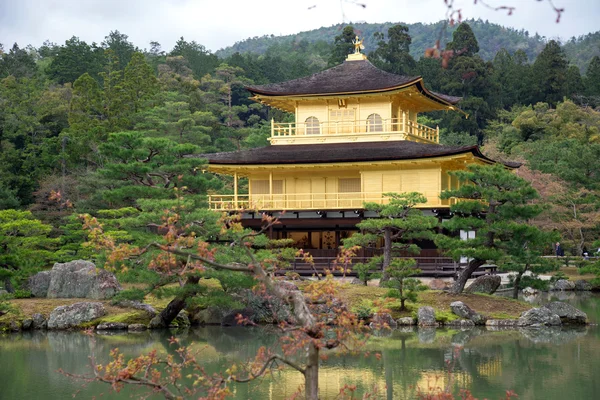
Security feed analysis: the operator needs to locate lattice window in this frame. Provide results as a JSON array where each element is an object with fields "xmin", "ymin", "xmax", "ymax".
[
  {"xmin": 338, "ymin": 178, "xmax": 361, "ymax": 193},
  {"xmin": 305, "ymin": 116, "xmax": 320, "ymax": 135},
  {"xmin": 330, "ymin": 109, "xmax": 355, "ymax": 120},
  {"xmin": 366, "ymin": 113, "xmax": 383, "ymax": 132},
  {"xmin": 251, "ymin": 180, "xmax": 283, "ymax": 194}
]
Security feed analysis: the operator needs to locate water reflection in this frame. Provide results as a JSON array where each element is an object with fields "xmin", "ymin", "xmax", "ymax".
[{"xmin": 1, "ymin": 293, "xmax": 599, "ymax": 400}]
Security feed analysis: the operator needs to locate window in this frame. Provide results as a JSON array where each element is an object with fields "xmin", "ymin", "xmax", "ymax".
[
  {"xmin": 305, "ymin": 117, "xmax": 320, "ymax": 135},
  {"xmin": 366, "ymin": 113, "xmax": 383, "ymax": 132},
  {"xmin": 251, "ymin": 180, "xmax": 284, "ymax": 194},
  {"xmin": 338, "ymin": 178, "xmax": 361, "ymax": 193}
]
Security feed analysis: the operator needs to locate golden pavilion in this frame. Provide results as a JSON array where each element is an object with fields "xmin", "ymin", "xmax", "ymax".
[{"xmin": 202, "ymin": 42, "xmax": 516, "ymax": 255}]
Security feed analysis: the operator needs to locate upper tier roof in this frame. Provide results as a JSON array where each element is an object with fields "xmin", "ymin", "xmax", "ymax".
[
  {"xmin": 199, "ymin": 141, "xmax": 519, "ymax": 168},
  {"xmin": 246, "ymin": 59, "xmax": 461, "ymax": 105}
]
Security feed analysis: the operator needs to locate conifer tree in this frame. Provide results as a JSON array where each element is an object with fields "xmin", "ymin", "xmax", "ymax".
[
  {"xmin": 343, "ymin": 192, "xmax": 438, "ymax": 287},
  {"xmin": 328, "ymin": 25, "xmax": 355, "ymax": 66},
  {"xmin": 447, "ymin": 23, "xmax": 480, "ymax": 57},
  {"xmin": 584, "ymin": 56, "xmax": 600, "ymax": 96},
  {"xmin": 435, "ymin": 164, "xmax": 542, "ymax": 294},
  {"xmin": 531, "ymin": 40, "xmax": 569, "ymax": 105},
  {"xmin": 371, "ymin": 24, "xmax": 416, "ymax": 76}
]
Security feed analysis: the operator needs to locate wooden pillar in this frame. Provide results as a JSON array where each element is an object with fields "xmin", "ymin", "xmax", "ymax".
[
  {"xmin": 307, "ymin": 231, "xmax": 312, "ymax": 249},
  {"xmin": 335, "ymin": 229, "xmax": 341, "ymax": 249},
  {"xmin": 233, "ymin": 172, "xmax": 238, "ymax": 209},
  {"xmin": 269, "ymin": 171, "xmax": 273, "ymax": 204}
]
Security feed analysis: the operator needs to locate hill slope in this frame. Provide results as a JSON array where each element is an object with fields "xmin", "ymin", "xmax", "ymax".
[{"xmin": 216, "ymin": 19, "xmax": 600, "ymax": 71}]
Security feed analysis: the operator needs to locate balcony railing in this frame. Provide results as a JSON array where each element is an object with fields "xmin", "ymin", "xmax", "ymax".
[
  {"xmin": 208, "ymin": 192, "xmax": 451, "ymax": 211},
  {"xmin": 270, "ymin": 117, "xmax": 439, "ymax": 144}
]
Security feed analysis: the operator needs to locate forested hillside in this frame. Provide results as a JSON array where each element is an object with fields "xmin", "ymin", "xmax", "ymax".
[
  {"xmin": 216, "ymin": 19, "xmax": 600, "ymax": 72},
  {"xmin": 1, "ymin": 21, "xmax": 600, "ymax": 293}
]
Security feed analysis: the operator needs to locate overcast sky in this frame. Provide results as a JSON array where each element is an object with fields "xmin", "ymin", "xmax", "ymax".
[{"xmin": 1, "ymin": 0, "xmax": 599, "ymax": 53}]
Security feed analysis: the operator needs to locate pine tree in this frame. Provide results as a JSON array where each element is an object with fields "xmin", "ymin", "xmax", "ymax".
[
  {"xmin": 343, "ymin": 192, "xmax": 438, "ymax": 287},
  {"xmin": 447, "ymin": 23, "xmax": 480, "ymax": 57},
  {"xmin": 531, "ymin": 40, "xmax": 569, "ymax": 105},
  {"xmin": 328, "ymin": 25, "xmax": 355, "ymax": 66},
  {"xmin": 435, "ymin": 164, "xmax": 542, "ymax": 294},
  {"xmin": 584, "ymin": 56, "xmax": 600, "ymax": 96},
  {"xmin": 371, "ymin": 24, "xmax": 416, "ymax": 76}
]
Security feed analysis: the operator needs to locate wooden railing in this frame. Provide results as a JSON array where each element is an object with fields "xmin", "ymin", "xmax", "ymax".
[
  {"xmin": 208, "ymin": 191, "xmax": 447, "ymax": 211},
  {"xmin": 271, "ymin": 117, "xmax": 439, "ymax": 144}
]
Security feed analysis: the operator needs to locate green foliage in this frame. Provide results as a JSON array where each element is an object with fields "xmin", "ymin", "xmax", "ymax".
[
  {"xmin": 110, "ymin": 288, "xmax": 147, "ymax": 304},
  {"xmin": 0, "ymin": 210, "xmax": 57, "ymax": 290},
  {"xmin": 328, "ymin": 25, "xmax": 355, "ymax": 66},
  {"xmin": 447, "ymin": 23, "xmax": 480, "ymax": 57},
  {"xmin": 203, "ymin": 270, "xmax": 256, "ymax": 293},
  {"xmin": 352, "ymin": 299, "xmax": 375, "ymax": 321},
  {"xmin": 382, "ymin": 258, "xmax": 427, "ymax": 310},
  {"xmin": 371, "ymin": 24, "xmax": 416, "ymax": 76}
]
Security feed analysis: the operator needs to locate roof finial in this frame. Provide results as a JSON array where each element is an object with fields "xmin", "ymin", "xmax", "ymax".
[
  {"xmin": 352, "ymin": 35, "xmax": 364, "ymax": 54},
  {"xmin": 347, "ymin": 36, "xmax": 367, "ymax": 61}
]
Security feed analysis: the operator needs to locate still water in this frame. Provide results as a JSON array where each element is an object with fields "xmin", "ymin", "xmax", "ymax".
[{"xmin": 1, "ymin": 292, "xmax": 599, "ymax": 400}]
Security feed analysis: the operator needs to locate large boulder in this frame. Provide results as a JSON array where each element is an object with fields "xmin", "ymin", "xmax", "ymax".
[
  {"xmin": 542, "ymin": 301, "xmax": 587, "ymax": 324},
  {"xmin": 47, "ymin": 302, "xmax": 106, "ymax": 329},
  {"xmin": 32, "ymin": 313, "xmax": 47, "ymax": 329},
  {"xmin": 417, "ymin": 306, "xmax": 437, "ymax": 326},
  {"xmin": 465, "ymin": 275, "xmax": 501, "ymax": 295},
  {"xmin": 450, "ymin": 301, "xmax": 487, "ymax": 325},
  {"xmin": 522, "ymin": 287, "xmax": 538, "ymax": 296},
  {"xmin": 189, "ymin": 306, "xmax": 224, "ymax": 325},
  {"xmin": 517, "ymin": 307, "xmax": 561, "ymax": 327},
  {"xmin": 396, "ymin": 317, "xmax": 416, "ymax": 326},
  {"xmin": 574, "ymin": 280, "xmax": 592, "ymax": 291},
  {"xmin": 552, "ymin": 279, "xmax": 575, "ymax": 291},
  {"xmin": 428, "ymin": 279, "xmax": 449, "ymax": 290},
  {"xmin": 28, "ymin": 271, "xmax": 51, "ymax": 297},
  {"xmin": 370, "ymin": 313, "xmax": 398, "ymax": 330},
  {"xmin": 221, "ymin": 308, "xmax": 255, "ymax": 326},
  {"xmin": 46, "ymin": 260, "xmax": 121, "ymax": 299}
]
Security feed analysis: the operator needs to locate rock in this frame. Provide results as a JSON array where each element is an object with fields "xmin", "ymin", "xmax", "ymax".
[
  {"xmin": 517, "ymin": 307, "xmax": 561, "ymax": 327},
  {"xmin": 450, "ymin": 301, "xmax": 487, "ymax": 325},
  {"xmin": 428, "ymin": 279, "xmax": 448, "ymax": 290},
  {"xmin": 277, "ymin": 281, "xmax": 299, "ymax": 291},
  {"xmin": 417, "ymin": 327, "xmax": 437, "ymax": 343},
  {"xmin": 22, "ymin": 319, "xmax": 33, "ymax": 330},
  {"xmin": 28, "ymin": 271, "xmax": 51, "ymax": 297},
  {"xmin": 446, "ymin": 319, "xmax": 475, "ymax": 328},
  {"xmin": 417, "ymin": 306, "xmax": 437, "ymax": 326},
  {"xmin": 189, "ymin": 307, "xmax": 224, "ymax": 325},
  {"xmin": 552, "ymin": 279, "xmax": 575, "ymax": 291},
  {"xmin": 350, "ymin": 278, "xmax": 364, "ymax": 285},
  {"xmin": 32, "ymin": 313, "xmax": 47, "ymax": 329},
  {"xmin": 486, "ymin": 319, "xmax": 519, "ymax": 327},
  {"xmin": 465, "ymin": 275, "xmax": 501, "ymax": 295},
  {"xmin": 9, "ymin": 320, "xmax": 21, "ymax": 332},
  {"xmin": 0, "ymin": 289, "xmax": 8, "ymax": 296},
  {"xmin": 310, "ymin": 298, "xmax": 348, "ymax": 325},
  {"xmin": 46, "ymin": 260, "xmax": 121, "ymax": 300},
  {"xmin": 169, "ymin": 311, "xmax": 190, "ymax": 328},
  {"xmin": 112, "ymin": 300, "xmax": 157, "ymax": 316},
  {"xmin": 522, "ymin": 287, "xmax": 538, "ymax": 296},
  {"xmin": 542, "ymin": 301, "xmax": 587, "ymax": 324},
  {"xmin": 221, "ymin": 308, "xmax": 255, "ymax": 326},
  {"xmin": 128, "ymin": 323, "xmax": 147, "ymax": 331},
  {"xmin": 47, "ymin": 302, "xmax": 106, "ymax": 330},
  {"xmin": 369, "ymin": 313, "xmax": 397, "ymax": 330},
  {"xmin": 396, "ymin": 317, "xmax": 416, "ymax": 326},
  {"xmin": 574, "ymin": 280, "xmax": 592, "ymax": 291},
  {"xmin": 96, "ymin": 322, "xmax": 129, "ymax": 330}
]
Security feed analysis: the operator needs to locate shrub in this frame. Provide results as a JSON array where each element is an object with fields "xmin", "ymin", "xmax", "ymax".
[
  {"xmin": 110, "ymin": 288, "xmax": 147, "ymax": 304},
  {"xmin": 352, "ymin": 299, "xmax": 375, "ymax": 321}
]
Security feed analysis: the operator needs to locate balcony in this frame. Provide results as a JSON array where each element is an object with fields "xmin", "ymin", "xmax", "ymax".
[
  {"xmin": 208, "ymin": 191, "xmax": 450, "ymax": 211},
  {"xmin": 269, "ymin": 117, "xmax": 439, "ymax": 145}
]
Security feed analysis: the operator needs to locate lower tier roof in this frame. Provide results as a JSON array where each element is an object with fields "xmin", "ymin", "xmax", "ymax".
[{"xmin": 197, "ymin": 141, "xmax": 520, "ymax": 168}]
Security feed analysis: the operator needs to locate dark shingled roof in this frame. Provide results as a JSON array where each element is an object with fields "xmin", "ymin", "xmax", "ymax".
[
  {"xmin": 199, "ymin": 141, "xmax": 520, "ymax": 168},
  {"xmin": 246, "ymin": 59, "xmax": 461, "ymax": 105}
]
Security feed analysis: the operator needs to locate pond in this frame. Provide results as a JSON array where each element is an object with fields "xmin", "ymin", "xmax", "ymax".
[{"xmin": 1, "ymin": 293, "xmax": 599, "ymax": 400}]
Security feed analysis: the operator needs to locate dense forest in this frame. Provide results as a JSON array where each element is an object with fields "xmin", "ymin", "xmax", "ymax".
[
  {"xmin": 1, "ymin": 20, "xmax": 600, "ymax": 293},
  {"xmin": 217, "ymin": 19, "xmax": 600, "ymax": 72}
]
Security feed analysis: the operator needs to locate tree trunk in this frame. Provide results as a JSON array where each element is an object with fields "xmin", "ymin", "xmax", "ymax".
[
  {"xmin": 379, "ymin": 228, "xmax": 393, "ymax": 287},
  {"xmin": 304, "ymin": 341, "xmax": 320, "ymax": 400},
  {"xmin": 449, "ymin": 259, "xmax": 485, "ymax": 294},
  {"xmin": 149, "ymin": 276, "xmax": 200, "ymax": 328},
  {"xmin": 3, "ymin": 278, "xmax": 14, "ymax": 294},
  {"xmin": 513, "ymin": 271, "xmax": 524, "ymax": 300}
]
